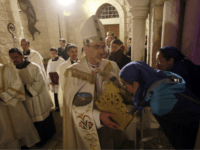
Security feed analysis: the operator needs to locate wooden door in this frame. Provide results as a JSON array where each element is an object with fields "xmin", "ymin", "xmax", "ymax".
[{"xmin": 104, "ymin": 24, "xmax": 119, "ymax": 39}]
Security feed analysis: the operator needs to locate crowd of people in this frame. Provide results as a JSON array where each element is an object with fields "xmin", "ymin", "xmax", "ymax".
[{"xmin": 1, "ymin": 14, "xmax": 200, "ymax": 149}]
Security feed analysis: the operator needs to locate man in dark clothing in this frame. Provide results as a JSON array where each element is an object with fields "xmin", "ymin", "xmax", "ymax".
[
  {"xmin": 58, "ymin": 38, "xmax": 70, "ymax": 60},
  {"xmin": 108, "ymin": 39, "xmax": 131, "ymax": 69},
  {"xmin": 156, "ymin": 46, "xmax": 200, "ymax": 99}
]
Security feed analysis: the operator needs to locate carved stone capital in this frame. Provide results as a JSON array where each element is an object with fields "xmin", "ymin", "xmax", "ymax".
[
  {"xmin": 129, "ymin": 6, "xmax": 149, "ymax": 19},
  {"xmin": 127, "ymin": 0, "xmax": 150, "ymax": 19}
]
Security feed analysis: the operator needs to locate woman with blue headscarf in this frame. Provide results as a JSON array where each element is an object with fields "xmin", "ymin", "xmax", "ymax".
[
  {"xmin": 156, "ymin": 46, "xmax": 200, "ymax": 99},
  {"xmin": 120, "ymin": 61, "xmax": 200, "ymax": 149}
]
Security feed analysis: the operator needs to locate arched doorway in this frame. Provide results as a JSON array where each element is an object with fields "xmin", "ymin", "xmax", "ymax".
[
  {"xmin": 94, "ymin": 0, "xmax": 125, "ymax": 43},
  {"xmin": 96, "ymin": 4, "xmax": 119, "ymax": 38}
]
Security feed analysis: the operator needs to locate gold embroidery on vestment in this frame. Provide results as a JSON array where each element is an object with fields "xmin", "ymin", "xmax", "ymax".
[
  {"xmin": 64, "ymin": 68, "xmax": 96, "ymax": 84},
  {"xmin": 73, "ymin": 105, "xmax": 100, "ymax": 150},
  {"xmin": 64, "ymin": 61, "xmax": 113, "ymax": 84}
]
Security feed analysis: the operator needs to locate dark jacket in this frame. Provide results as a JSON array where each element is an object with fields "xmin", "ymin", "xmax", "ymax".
[
  {"xmin": 58, "ymin": 46, "xmax": 69, "ymax": 60},
  {"xmin": 108, "ymin": 49, "xmax": 131, "ymax": 69},
  {"xmin": 170, "ymin": 59, "xmax": 200, "ymax": 99}
]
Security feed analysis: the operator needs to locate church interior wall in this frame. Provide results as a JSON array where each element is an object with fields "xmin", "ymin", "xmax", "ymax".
[
  {"xmin": 18, "ymin": 0, "xmax": 51, "ymax": 63},
  {"xmin": 0, "ymin": 0, "xmax": 23, "ymax": 65},
  {"xmin": 1, "ymin": 0, "xmax": 200, "ymax": 66},
  {"xmin": 64, "ymin": 0, "xmax": 132, "ymax": 58}
]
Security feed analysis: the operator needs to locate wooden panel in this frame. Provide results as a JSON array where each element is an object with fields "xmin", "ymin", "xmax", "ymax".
[{"xmin": 103, "ymin": 24, "xmax": 119, "ymax": 39}]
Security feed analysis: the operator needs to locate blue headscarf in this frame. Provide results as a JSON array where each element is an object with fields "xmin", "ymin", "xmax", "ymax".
[
  {"xmin": 161, "ymin": 46, "xmax": 185, "ymax": 62},
  {"xmin": 120, "ymin": 61, "xmax": 167, "ymax": 89},
  {"xmin": 120, "ymin": 61, "xmax": 186, "ymax": 115},
  {"xmin": 120, "ymin": 61, "xmax": 167, "ymax": 113}
]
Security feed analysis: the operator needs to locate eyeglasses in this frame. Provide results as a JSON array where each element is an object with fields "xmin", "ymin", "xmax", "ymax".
[{"xmin": 89, "ymin": 45, "xmax": 105, "ymax": 50}]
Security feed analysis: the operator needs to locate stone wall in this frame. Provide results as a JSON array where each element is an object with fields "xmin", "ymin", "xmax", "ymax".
[
  {"xmin": 1, "ymin": 0, "xmax": 132, "ymax": 61},
  {"xmin": 19, "ymin": 0, "xmax": 51, "ymax": 64},
  {"xmin": 148, "ymin": 0, "xmax": 164, "ymax": 67},
  {"xmin": 0, "ymin": 0, "xmax": 23, "ymax": 65}
]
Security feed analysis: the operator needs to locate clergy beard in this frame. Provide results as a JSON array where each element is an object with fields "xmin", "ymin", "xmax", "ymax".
[{"xmin": 14, "ymin": 59, "xmax": 24, "ymax": 68}]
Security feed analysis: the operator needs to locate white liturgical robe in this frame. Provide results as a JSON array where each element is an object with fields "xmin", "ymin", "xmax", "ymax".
[
  {"xmin": 63, "ymin": 57, "xmax": 123, "ymax": 149},
  {"xmin": 46, "ymin": 57, "xmax": 65, "ymax": 93},
  {"xmin": 0, "ymin": 64, "xmax": 40, "ymax": 149},
  {"xmin": 24, "ymin": 49, "xmax": 48, "ymax": 84},
  {"xmin": 16, "ymin": 62, "xmax": 53, "ymax": 122},
  {"xmin": 56, "ymin": 58, "xmax": 80, "ymax": 116}
]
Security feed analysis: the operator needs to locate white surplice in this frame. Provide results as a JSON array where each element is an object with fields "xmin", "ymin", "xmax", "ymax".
[
  {"xmin": 0, "ymin": 64, "xmax": 40, "ymax": 149},
  {"xmin": 46, "ymin": 57, "xmax": 65, "ymax": 93},
  {"xmin": 63, "ymin": 57, "xmax": 123, "ymax": 149},
  {"xmin": 56, "ymin": 58, "xmax": 80, "ymax": 116},
  {"xmin": 16, "ymin": 62, "xmax": 53, "ymax": 122},
  {"xmin": 24, "ymin": 49, "xmax": 48, "ymax": 84}
]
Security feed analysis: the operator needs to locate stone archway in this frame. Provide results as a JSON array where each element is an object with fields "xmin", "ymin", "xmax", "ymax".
[{"xmin": 94, "ymin": 0, "xmax": 125, "ymax": 43}]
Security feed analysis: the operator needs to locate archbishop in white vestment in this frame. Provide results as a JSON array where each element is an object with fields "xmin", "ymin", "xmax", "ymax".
[
  {"xmin": 63, "ymin": 15, "xmax": 127, "ymax": 150},
  {"xmin": 0, "ymin": 64, "xmax": 40, "ymax": 149},
  {"xmin": 63, "ymin": 57, "xmax": 125, "ymax": 149}
]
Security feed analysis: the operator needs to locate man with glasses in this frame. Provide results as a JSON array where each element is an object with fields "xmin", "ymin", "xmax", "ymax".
[{"xmin": 63, "ymin": 15, "xmax": 125, "ymax": 149}]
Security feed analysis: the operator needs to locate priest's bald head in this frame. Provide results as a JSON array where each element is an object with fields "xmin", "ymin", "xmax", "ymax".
[{"xmin": 80, "ymin": 15, "xmax": 106, "ymax": 65}]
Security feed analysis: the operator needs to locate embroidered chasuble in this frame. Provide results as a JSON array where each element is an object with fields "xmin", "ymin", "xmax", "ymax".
[
  {"xmin": 63, "ymin": 57, "xmax": 125, "ymax": 149},
  {"xmin": 0, "ymin": 64, "xmax": 40, "ymax": 149}
]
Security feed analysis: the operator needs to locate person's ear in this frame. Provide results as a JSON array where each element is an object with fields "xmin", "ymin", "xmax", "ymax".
[
  {"xmin": 67, "ymin": 51, "xmax": 69, "ymax": 55},
  {"xmin": 22, "ymin": 54, "xmax": 24, "ymax": 59}
]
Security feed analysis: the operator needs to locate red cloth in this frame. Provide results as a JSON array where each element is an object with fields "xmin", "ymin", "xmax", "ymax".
[{"xmin": 121, "ymin": 45, "xmax": 125, "ymax": 53}]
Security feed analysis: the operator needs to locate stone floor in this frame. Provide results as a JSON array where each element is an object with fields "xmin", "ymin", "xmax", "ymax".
[{"xmin": 31, "ymin": 110, "xmax": 63, "ymax": 149}]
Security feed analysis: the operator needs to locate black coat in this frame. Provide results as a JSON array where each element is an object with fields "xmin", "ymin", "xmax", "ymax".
[
  {"xmin": 117, "ymin": 55, "xmax": 131, "ymax": 69},
  {"xmin": 58, "ymin": 46, "xmax": 69, "ymax": 60}
]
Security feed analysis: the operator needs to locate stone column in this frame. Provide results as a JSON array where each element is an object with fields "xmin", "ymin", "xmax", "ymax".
[
  {"xmin": 161, "ymin": 0, "xmax": 181, "ymax": 48},
  {"xmin": 129, "ymin": 7, "xmax": 149, "ymax": 61},
  {"xmin": 149, "ymin": 5, "xmax": 163, "ymax": 68},
  {"xmin": 0, "ymin": 0, "xmax": 23, "ymax": 65},
  {"xmin": 181, "ymin": 0, "xmax": 200, "ymax": 65}
]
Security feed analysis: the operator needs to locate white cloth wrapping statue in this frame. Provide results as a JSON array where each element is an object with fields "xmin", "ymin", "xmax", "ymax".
[
  {"xmin": 24, "ymin": 49, "xmax": 48, "ymax": 85},
  {"xmin": 56, "ymin": 58, "xmax": 80, "ymax": 116},
  {"xmin": 46, "ymin": 57, "xmax": 65, "ymax": 93},
  {"xmin": 63, "ymin": 57, "xmax": 122, "ymax": 149},
  {"xmin": 0, "ymin": 64, "xmax": 40, "ymax": 149},
  {"xmin": 16, "ymin": 62, "xmax": 53, "ymax": 122}
]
